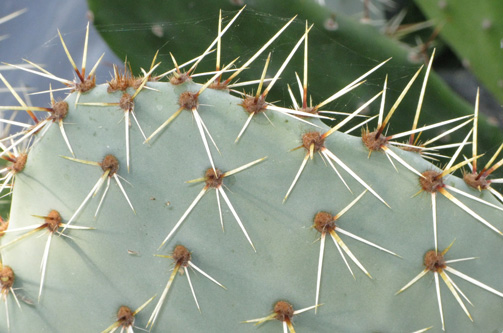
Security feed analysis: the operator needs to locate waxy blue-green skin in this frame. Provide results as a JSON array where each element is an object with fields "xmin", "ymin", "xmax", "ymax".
[{"xmin": 2, "ymin": 81, "xmax": 503, "ymax": 332}]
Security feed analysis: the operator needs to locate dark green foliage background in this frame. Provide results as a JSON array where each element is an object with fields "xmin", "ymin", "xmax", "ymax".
[{"xmin": 87, "ymin": 0, "xmax": 503, "ymax": 159}]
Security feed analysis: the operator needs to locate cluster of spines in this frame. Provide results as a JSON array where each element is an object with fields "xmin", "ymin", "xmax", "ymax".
[{"xmin": 0, "ymin": 7, "xmax": 502, "ymax": 332}]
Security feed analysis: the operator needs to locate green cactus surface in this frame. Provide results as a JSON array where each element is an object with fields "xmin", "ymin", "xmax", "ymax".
[
  {"xmin": 1, "ymin": 8, "xmax": 503, "ymax": 333},
  {"xmin": 414, "ymin": 0, "xmax": 503, "ymax": 104}
]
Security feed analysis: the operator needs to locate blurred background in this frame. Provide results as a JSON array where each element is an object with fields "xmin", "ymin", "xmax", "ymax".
[{"xmin": 0, "ymin": 0, "xmax": 120, "ymax": 110}]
